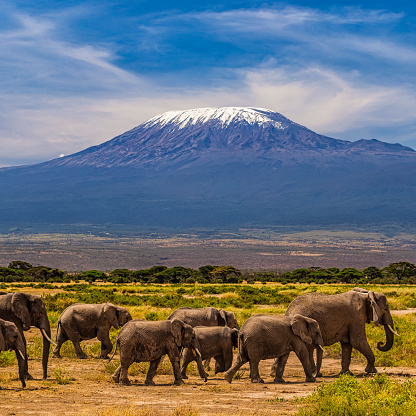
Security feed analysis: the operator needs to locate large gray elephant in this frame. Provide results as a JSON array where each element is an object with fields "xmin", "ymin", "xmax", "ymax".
[
  {"xmin": 225, "ymin": 314, "xmax": 323, "ymax": 384},
  {"xmin": 110, "ymin": 319, "xmax": 208, "ymax": 386},
  {"xmin": 167, "ymin": 307, "xmax": 239, "ymax": 329},
  {"xmin": 0, "ymin": 292, "xmax": 54, "ymax": 379},
  {"xmin": 181, "ymin": 326, "xmax": 239, "ymax": 379},
  {"xmin": 0, "ymin": 318, "xmax": 26, "ymax": 388},
  {"xmin": 273, "ymin": 287, "xmax": 398, "ymax": 377},
  {"xmin": 52, "ymin": 303, "xmax": 132, "ymax": 359}
]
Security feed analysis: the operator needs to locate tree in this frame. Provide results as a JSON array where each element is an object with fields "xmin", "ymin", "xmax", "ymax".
[
  {"xmin": 362, "ymin": 266, "xmax": 383, "ymax": 280},
  {"xmin": 8, "ymin": 260, "xmax": 32, "ymax": 270},
  {"xmin": 382, "ymin": 262, "xmax": 416, "ymax": 282}
]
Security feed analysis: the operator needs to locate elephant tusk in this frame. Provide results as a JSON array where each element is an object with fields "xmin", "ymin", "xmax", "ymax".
[
  {"xmin": 41, "ymin": 328, "xmax": 57, "ymax": 346},
  {"xmin": 18, "ymin": 350, "xmax": 25, "ymax": 361},
  {"xmin": 387, "ymin": 324, "xmax": 400, "ymax": 337},
  {"xmin": 193, "ymin": 348, "xmax": 202, "ymax": 358},
  {"xmin": 318, "ymin": 345, "xmax": 325, "ymax": 351}
]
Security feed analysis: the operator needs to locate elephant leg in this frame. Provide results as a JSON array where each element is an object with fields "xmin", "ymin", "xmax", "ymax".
[
  {"xmin": 112, "ymin": 365, "xmax": 121, "ymax": 383},
  {"xmin": 72, "ymin": 338, "xmax": 87, "ymax": 359},
  {"xmin": 21, "ymin": 336, "xmax": 32, "ymax": 380},
  {"xmin": 224, "ymin": 352, "xmax": 248, "ymax": 383},
  {"xmin": 270, "ymin": 358, "xmax": 278, "ymax": 377},
  {"xmin": 97, "ymin": 328, "xmax": 112, "ymax": 359},
  {"xmin": 350, "ymin": 336, "xmax": 377, "ymax": 374},
  {"xmin": 273, "ymin": 353, "xmax": 289, "ymax": 383},
  {"xmin": 308, "ymin": 346, "xmax": 316, "ymax": 375},
  {"xmin": 214, "ymin": 355, "xmax": 225, "ymax": 374},
  {"xmin": 145, "ymin": 357, "xmax": 162, "ymax": 386},
  {"xmin": 249, "ymin": 358, "xmax": 263, "ymax": 383},
  {"xmin": 167, "ymin": 349, "xmax": 183, "ymax": 385},
  {"xmin": 340, "ymin": 342, "xmax": 353, "ymax": 375},
  {"xmin": 119, "ymin": 358, "xmax": 134, "ymax": 386},
  {"xmin": 294, "ymin": 346, "xmax": 315, "ymax": 382},
  {"xmin": 52, "ymin": 329, "xmax": 68, "ymax": 358},
  {"xmin": 222, "ymin": 349, "xmax": 233, "ymax": 373}
]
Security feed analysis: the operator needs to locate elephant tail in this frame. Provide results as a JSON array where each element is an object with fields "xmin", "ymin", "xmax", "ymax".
[
  {"xmin": 107, "ymin": 338, "xmax": 119, "ymax": 364},
  {"xmin": 55, "ymin": 320, "xmax": 61, "ymax": 342}
]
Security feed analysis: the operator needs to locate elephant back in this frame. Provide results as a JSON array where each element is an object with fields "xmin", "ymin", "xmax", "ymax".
[{"xmin": 167, "ymin": 307, "xmax": 219, "ymax": 327}]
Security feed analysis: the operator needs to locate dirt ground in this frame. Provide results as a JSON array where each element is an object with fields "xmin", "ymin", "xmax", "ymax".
[{"xmin": 1, "ymin": 346, "xmax": 416, "ymax": 416}]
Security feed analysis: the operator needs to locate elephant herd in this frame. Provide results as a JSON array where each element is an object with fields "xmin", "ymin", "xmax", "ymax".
[{"xmin": 0, "ymin": 287, "xmax": 398, "ymax": 389}]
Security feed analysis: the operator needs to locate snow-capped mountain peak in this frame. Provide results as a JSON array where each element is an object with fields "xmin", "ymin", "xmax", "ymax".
[{"xmin": 144, "ymin": 107, "xmax": 290, "ymax": 130}]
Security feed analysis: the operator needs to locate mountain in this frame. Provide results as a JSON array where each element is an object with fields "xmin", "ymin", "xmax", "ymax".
[{"xmin": 1, "ymin": 107, "xmax": 416, "ymax": 234}]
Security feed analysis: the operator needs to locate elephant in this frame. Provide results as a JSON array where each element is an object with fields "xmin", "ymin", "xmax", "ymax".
[
  {"xmin": 271, "ymin": 287, "xmax": 398, "ymax": 377},
  {"xmin": 52, "ymin": 303, "xmax": 132, "ymax": 359},
  {"xmin": 110, "ymin": 319, "xmax": 208, "ymax": 386},
  {"xmin": 167, "ymin": 307, "xmax": 239, "ymax": 369},
  {"xmin": 0, "ymin": 292, "xmax": 54, "ymax": 380},
  {"xmin": 181, "ymin": 326, "xmax": 239, "ymax": 379},
  {"xmin": 167, "ymin": 307, "xmax": 239, "ymax": 329},
  {"xmin": 224, "ymin": 314, "xmax": 323, "ymax": 384},
  {"xmin": 0, "ymin": 318, "xmax": 26, "ymax": 388}
]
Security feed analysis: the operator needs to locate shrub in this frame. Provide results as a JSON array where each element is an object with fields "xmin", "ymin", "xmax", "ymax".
[{"xmin": 298, "ymin": 374, "xmax": 416, "ymax": 416}]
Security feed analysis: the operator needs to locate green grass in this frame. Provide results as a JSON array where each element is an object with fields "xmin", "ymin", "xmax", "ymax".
[{"xmin": 298, "ymin": 374, "xmax": 416, "ymax": 416}]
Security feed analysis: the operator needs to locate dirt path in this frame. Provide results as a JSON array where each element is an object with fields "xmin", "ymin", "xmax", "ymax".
[
  {"xmin": 391, "ymin": 308, "xmax": 416, "ymax": 316},
  {"xmin": 1, "ymin": 353, "xmax": 415, "ymax": 416}
]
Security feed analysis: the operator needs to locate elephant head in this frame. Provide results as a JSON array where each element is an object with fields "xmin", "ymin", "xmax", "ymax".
[
  {"xmin": 116, "ymin": 305, "xmax": 133, "ymax": 327},
  {"xmin": 218, "ymin": 310, "xmax": 240, "ymax": 329},
  {"xmin": 290, "ymin": 314, "xmax": 324, "ymax": 348},
  {"xmin": 353, "ymin": 288, "xmax": 398, "ymax": 352},
  {"xmin": 0, "ymin": 318, "xmax": 26, "ymax": 387},
  {"xmin": 103, "ymin": 303, "xmax": 132, "ymax": 329},
  {"xmin": 11, "ymin": 292, "xmax": 53, "ymax": 379},
  {"xmin": 0, "ymin": 319, "xmax": 26, "ymax": 357}
]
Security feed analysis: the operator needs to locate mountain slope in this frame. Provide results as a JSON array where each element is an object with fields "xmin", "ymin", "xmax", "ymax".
[{"xmin": 1, "ymin": 107, "xmax": 415, "ymax": 233}]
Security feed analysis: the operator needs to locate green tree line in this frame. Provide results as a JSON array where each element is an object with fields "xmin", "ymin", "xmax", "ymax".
[{"xmin": 1, "ymin": 260, "xmax": 416, "ymax": 285}]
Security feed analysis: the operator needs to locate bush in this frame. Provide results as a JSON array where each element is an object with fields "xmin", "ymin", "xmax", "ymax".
[{"xmin": 298, "ymin": 374, "xmax": 416, "ymax": 416}]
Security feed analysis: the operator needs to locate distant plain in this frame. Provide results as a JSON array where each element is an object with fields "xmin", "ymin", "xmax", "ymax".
[{"xmin": 1, "ymin": 229, "xmax": 416, "ymax": 271}]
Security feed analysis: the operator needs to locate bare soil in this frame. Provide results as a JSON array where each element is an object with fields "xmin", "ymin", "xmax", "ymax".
[{"xmin": 1, "ymin": 345, "xmax": 416, "ymax": 416}]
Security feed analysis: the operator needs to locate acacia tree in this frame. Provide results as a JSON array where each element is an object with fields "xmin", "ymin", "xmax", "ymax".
[{"xmin": 382, "ymin": 262, "xmax": 416, "ymax": 282}]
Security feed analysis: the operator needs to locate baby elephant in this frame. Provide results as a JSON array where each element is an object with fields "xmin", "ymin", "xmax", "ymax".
[
  {"xmin": 225, "ymin": 314, "xmax": 323, "ymax": 384},
  {"xmin": 110, "ymin": 319, "xmax": 208, "ymax": 386},
  {"xmin": 0, "ymin": 318, "xmax": 26, "ymax": 388},
  {"xmin": 181, "ymin": 326, "xmax": 239, "ymax": 379},
  {"xmin": 53, "ymin": 303, "xmax": 132, "ymax": 359}
]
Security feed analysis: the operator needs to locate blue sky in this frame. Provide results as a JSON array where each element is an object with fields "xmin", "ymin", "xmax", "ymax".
[{"xmin": 1, "ymin": 0, "xmax": 416, "ymax": 166}]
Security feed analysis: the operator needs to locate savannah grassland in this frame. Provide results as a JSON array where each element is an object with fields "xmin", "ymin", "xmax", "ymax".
[{"xmin": 1, "ymin": 282, "xmax": 416, "ymax": 416}]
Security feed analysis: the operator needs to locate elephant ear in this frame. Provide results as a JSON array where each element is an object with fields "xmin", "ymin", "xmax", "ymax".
[
  {"xmin": 290, "ymin": 314, "xmax": 313, "ymax": 344},
  {"xmin": 11, "ymin": 293, "xmax": 31, "ymax": 330},
  {"xmin": 218, "ymin": 309, "xmax": 227, "ymax": 326},
  {"xmin": 368, "ymin": 291, "xmax": 382, "ymax": 327},
  {"xmin": 103, "ymin": 303, "xmax": 119, "ymax": 329},
  {"xmin": 170, "ymin": 319, "xmax": 183, "ymax": 347}
]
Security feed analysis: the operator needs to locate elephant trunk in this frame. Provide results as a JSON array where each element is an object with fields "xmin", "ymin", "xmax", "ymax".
[{"xmin": 377, "ymin": 313, "xmax": 395, "ymax": 352}]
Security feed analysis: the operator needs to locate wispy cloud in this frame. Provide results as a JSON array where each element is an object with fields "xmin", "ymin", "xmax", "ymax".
[{"xmin": 0, "ymin": 2, "xmax": 415, "ymax": 166}]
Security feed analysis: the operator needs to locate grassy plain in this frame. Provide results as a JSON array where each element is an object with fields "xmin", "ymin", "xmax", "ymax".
[{"xmin": 1, "ymin": 282, "xmax": 416, "ymax": 415}]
